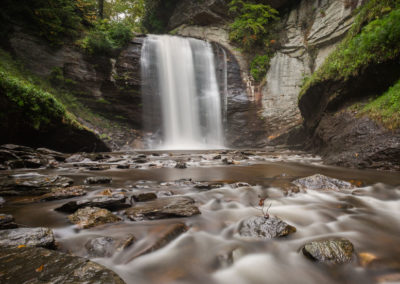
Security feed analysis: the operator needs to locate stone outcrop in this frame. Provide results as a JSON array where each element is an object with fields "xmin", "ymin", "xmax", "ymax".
[
  {"xmin": 261, "ymin": 0, "xmax": 363, "ymax": 138},
  {"xmin": 0, "ymin": 247, "xmax": 125, "ymax": 283}
]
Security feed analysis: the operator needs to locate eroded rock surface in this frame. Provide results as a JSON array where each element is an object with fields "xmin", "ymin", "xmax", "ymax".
[
  {"xmin": 293, "ymin": 174, "xmax": 354, "ymax": 192},
  {"xmin": 68, "ymin": 207, "xmax": 121, "ymax": 229},
  {"xmin": 0, "ymin": 227, "xmax": 55, "ymax": 248},
  {"xmin": 56, "ymin": 194, "xmax": 129, "ymax": 213},
  {"xmin": 0, "ymin": 246, "xmax": 125, "ymax": 283},
  {"xmin": 302, "ymin": 239, "xmax": 354, "ymax": 264},
  {"xmin": 238, "ymin": 216, "xmax": 296, "ymax": 239},
  {"xmin": 84, "ymin": 176, "xmax": 112, "ymax": 185},
  {"xmin": 0, "ymin": 214, "xmax": 18, "ymax": 230},
  {"xmin": 125, "ymin": 197, "xmax": 201, "ymax": 220},
  {"xmin": 0, "ymin": 173, "xmax": 73, "ymax": 196}
]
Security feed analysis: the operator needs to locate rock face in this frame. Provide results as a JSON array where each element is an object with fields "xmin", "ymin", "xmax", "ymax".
[
  {"xmin": 293, "ymin": 174, "xmax": 354, "ymax": 192},
  {"xmin": 311, "ymin": 112, "xmax": 400, "ymax": 170},
  {"xmin": 6, "ymin": 31, "xmax": 143, "ymax": 150},
  {"xmin": 238, "ymin": 216, "xmax": 296, "ymax": 239},
  {"xmin": 68, "ymin": 207, "xmax": 121, "ymax": 229},
  {"xmin": 0, "ymin": 227, "xmax": 55, "ymax": 248},
  {"xmin": 125, "ymin": 197, "xmax": 201, "ymax": 220},
  {"xmin": 0, "ymin": 247, "xmax": 125, "ymax": 283},
  {"xmin": 302, "ymin": 239, "xmax": 354, "ymax": 264},
  {"xmin": 0, "ymin": 174, "xmax": 73, "ymax": 196},
  {"xmin": 261, "ymin": 0, "xmax": 363, "ymax": 138}
]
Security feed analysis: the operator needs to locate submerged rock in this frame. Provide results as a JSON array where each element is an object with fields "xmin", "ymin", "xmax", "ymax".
[
  {"xmin": 0, "ymin": 227, "xmax": 55, "ymax": 248},
  {"xmin": 131, "ymin": 192, "xmax": 157, "ymax": 202},
  {"xmin": 84, "ymin": 176, "xmax": 112, "ymax": 185},
  {"xmin": 0, "ymin": 214, "xmax": 18, "ymax": 230},
  {"xmin": 0, "ymin": 174, "xmax": 73, "ymax": 196},
  {"xmin": 293, "ymin": 174, "xmax": 354, "ymax": 192},
  {"xmin": 89, "ymin": 165, "xmax": 111, "ymax": 171},
  {"xmin": 56, "ymin": 194, "xmax": 129, "ymax": 213},
  {"xmin": 0, "ymin": 247, "xmax": 125, "ymax": 283},
  {"xmin": 125, "ymin": 197, "xmax": 200, "ymax": 221},
  {"xmin": 193, "ymin": 182, "xmax": 223, "ymax": 190},
  {"xmin": 238, "ymin": 216, "xmax": 296, "ymax": 239},
  {"xmin": 68, "ymin": 207, "xmax": 121, "ymax": 229},
  {"xmin": 85, "ymin": 235, "xmax": 136, "ymax": 258},
  {"xmin": 175, "ymin": 161, "xmax": 187, "ymax": 169},
  {"xmin": 302, "ymin": 239, "xmax": 354, "ymax": 264}
]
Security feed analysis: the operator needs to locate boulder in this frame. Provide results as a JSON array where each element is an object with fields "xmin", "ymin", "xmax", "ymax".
[
  {"xmin": 175, "ymin": 161, "xmax": 187, "ymax": 169},
  {"xmin": 84, "ymin": 176, "xmax": 112, "ymax": 185},
  {"xmin": 0, "ymin": 227, "xmax": 55, "ymax": 248},
  {"xmin": 302, "ymin": 239, "xmax": 354, "ymax": 264},
  {"xmin": 131, "ymin": 192, "xmax": 157, "ymax": 202},
  {"xmin": 0, "ymin": 247, "xmax": 125, "ymax": 283},
  {"xmin": 68, "ymin": 207, "xmax": 121, "ymax": 229},
  {"xmin": 125, "ymin": 197, "xmax": 201, "ymax": 221},
  {"xmin": 292, "ymin": 174, "xmax": 354, "ymax": 192},
  {"xmin": 38, "ymin": 185, "xmax": 88, "ymax": 201},
  {"xmin": 0, "ymin": 214, "xmax": 18, "ymax": 230},
  {"xmin": 0, "ymin": 174, "xmax": 74, "ymax": 196},
  {"xmin": 56, "ymin": 194, "xmax": 129, "ymax": 213},
  {"xmin": 85, "ymin": 235, "xmax": 136, "ymax": 258},
  {"xmin": 238, "ymin": 216, "xmax": 296, "ymax": 239}
]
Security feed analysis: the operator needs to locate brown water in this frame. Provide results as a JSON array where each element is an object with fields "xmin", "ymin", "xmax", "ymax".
[{"xmin": 1, "ymin": 150, "xmax": 400, "ymax": 284}]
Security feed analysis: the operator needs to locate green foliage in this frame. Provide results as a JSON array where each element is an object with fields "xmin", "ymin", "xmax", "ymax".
[
  {"xmin": 142, "ymin": 0, "xmax": 180, "ymax": 33},
  {"xmin": 300, "ymin": 3, "xmax": 400, "ymax": 98},
  {"xmin": 104, "ymin": 0, "xmax": 145, "ymax": 31},
  {"xmin": 0, "ymin": 51, "xmax": 77, "ymax": 130},
  {"xmin": 0, "ymin": 0, "xmax": 98, "ymax": 46},
  {"xmin": 250, "ymin": 55, "xmax": 270, "ymax": 82},
  {"xmin": 80, "ymin": 20, "xmax": 133, "ymax": 56},
  {"xmin": 228, "ymin": 0, "xmax": 278, "ymax": 51},
  {"xmin": 360, "ymin": 79, "xmax": 400, "ymax": 129}
]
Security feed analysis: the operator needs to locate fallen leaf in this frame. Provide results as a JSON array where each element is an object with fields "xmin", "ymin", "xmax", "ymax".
[
  {"xmin": 17, "ymin": 245, "xmax": 26, "ymax": 248},
  {"xmin": 36, "ymin": 265, "xmax": 44, "ymax": 272}
]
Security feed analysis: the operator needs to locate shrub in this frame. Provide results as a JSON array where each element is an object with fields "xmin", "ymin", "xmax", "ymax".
[
  {"xmin": 228, "ymin": 0, "xmax": 278, "ymax": 51},
  {"xmin": 250, "ymin": 55, "xmax": 270, "ymax": 82}
]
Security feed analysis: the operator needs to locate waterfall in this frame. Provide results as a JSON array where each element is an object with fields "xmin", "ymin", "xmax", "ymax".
[{"xmin": 141, "ymin": 35, "xmax": 224, "ymax": 150}]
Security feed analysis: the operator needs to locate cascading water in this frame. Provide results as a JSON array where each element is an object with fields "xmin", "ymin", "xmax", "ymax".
[{"xmin": 141, "ymin": 35, "xmax": 224, "ymax": 150}]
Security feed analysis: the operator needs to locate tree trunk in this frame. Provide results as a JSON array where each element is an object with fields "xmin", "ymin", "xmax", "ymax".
[{"xmin": 98, "ymin": 0, "xmax": 104, "ymax": 19}]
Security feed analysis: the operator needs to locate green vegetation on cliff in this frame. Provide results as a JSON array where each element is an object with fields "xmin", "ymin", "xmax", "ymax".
[
  {"xmin": 360, "ymin": 79, "xmax": 400, "ymax": 129},
  {"xmin": 0, "ymin": 50, "xmax": 83, "ymax": 131},
  {"xmin": 300, "ymin": 1, "xmax": 400, "ymax": 98}
]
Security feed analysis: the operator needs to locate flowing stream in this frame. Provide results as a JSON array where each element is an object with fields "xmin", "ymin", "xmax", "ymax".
[
  {"xmin": 1, "ymin": 150, "xmax": 400, "ymax": 284},
  {"xmin": 141, "ymin": 35, "xmax": 224, "ymax": 150}
]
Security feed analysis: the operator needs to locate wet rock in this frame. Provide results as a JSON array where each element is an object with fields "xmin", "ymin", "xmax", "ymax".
[
  {"xmin": 36, "ymin": 147, "xmax": 66, "ymax": 161},
  {"xmin": 39, "ymin": 185, "xmax": 88, "ymax": 201},
  {"xmin": 213, "ymin": 155, "xmax": 221, "ymax": 160},
  {"xmin": 194, "ymin": 182, "xmax": 223, "ymax": 190},
  {"xmin": 66, "ymin": 154, "xmax": 86, "ymax": 163},
  {"xmin": 0, "ymin": 164, "xmax": 6, "ymax": 170},
  {"xmin": 302, "ymin": 239, "xmax": 354, "ymax": 264},
  {"xmin": 0, "ymin": 227, "xmax": 55, "ymax": 248},
  {"xmin": 0, "ymin": 196, "xmax": 4, "ymax": 207},
  {"xmin": 56, "ymin": 194, "xmax": 128, "ymax": 213},
  {"xmin": 125, "ymin": 197, "xmax": 201, "ymax": 221},
  {"xmin": 68, "ymin": 207, "xmax": 121, "ymax": 229},
  {"xmin": 128, "ymin": 223, "xmax": 188, "ymax": 260},
  {"xmin": 0, "ymin": 214, "xmax": 18, "ymax": 230},
  {"xmin": 117, "ymin": 164, "xmax": 130, "ymax": 169},
  {"xmin": 0, "ymin": 247, "xmax": 125, "ymax": 283},
  {"xmin": 134, "ymin": 158, "xmax": 148, "ymax": 164},
  {"xmin": 175, "ymin": 161, "xmax": 187, "ymax": 169},
  {"xmin": 293, "ymin": 174, "xmax": 354, "ymax": 192},
  {"xmin": 222, "ymin": 158, "xmax": 234, "ymax": 165},
  {"xmin": 231, "ymin": 182, "xmax": 251, "ymax": 188},
  {"xmin": 238, "ymin": 216, "xmax": 296, "ymax": 239},
  {"xmin": 85, "ymin": 235, "xmax": 136, "ymax": 258},
  {"xmin": 0, "ymin": 174, "xmax": 74, "ymax": 196},
  {"xmin": 89, "ymin": 165, "xmax": 111, "ymax": 171},
  {"xmin": 131, "ymin": 192, "xmax": 157, "ymax": 202},
  {"xmin": 85, "ymin": 236, "xmax": 116, "ymax": 258},
  {"xmin": 84, "ymin": 176, "xmax": 112, "ymax": 184}
]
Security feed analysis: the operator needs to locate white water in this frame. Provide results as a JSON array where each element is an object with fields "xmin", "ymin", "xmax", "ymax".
[{"xmin": 141, "ymin": 35, "xmax": 224, "ymax": 150}]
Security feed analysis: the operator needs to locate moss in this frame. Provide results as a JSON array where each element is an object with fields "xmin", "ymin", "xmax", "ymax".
[
  {"xmin": 359, "ymin": 79, "xmax": 400, "ymax": 129},
  {"xmin": 299, "ymin": 1, "xmax": 400, "ymax": 99},
  {"xmin": 250, "ymin": 54, "xmax": 270, "ymax": 82},
  {"xmin": 0, "ymin": 50, "xmax": 86, "ymax": 131}
]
